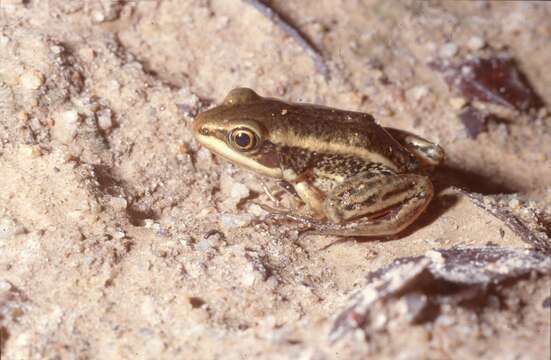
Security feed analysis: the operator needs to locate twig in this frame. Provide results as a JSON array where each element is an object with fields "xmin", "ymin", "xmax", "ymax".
[
  {"xmin": 454, "ymin": 187, "xmax": 551, "ymax": 254},
  {"xmin": 243, "ymin": 0, "xmax": 330, "ymax": 80}
]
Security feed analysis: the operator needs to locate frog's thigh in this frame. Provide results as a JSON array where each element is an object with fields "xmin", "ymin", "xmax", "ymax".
[{"xmin": 323, "ymin": 173, "xmax": 433, "ymax": 236}]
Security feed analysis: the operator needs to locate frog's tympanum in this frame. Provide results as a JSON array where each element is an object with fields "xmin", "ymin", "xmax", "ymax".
[{"xmin": 192, "ymin": 88, "xmax": 445, "ymax": 237}]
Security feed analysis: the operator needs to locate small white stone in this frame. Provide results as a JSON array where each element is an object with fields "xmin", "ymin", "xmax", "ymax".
[
  {"xmin": 196, "ymin": 239, "xmax": 211, "ymax": 252},
  {"xmin": 17, "ymin": 111, "xmax": 29, "ymax": 122},
  {"xmin": 467, "ymin": 36, "xmax": 485, "ymax": 51},
  {"xmin": 109, "ymin": 80, "xmax": 121, "ymax": 91},
  {"xmin": 196, "ymin": 148, "xmax": 212, "ymax": 164},
  {"xmin": 178, "ymin": 235, "xmax": 193, "ymax": 247},
  {"xmin": 61, "ymin": 110, "xmax": 80, "ymax": 124},
  {"xmin": 53, "ymin": 110, "xmax": 81, "ymax": 143},
  {"xmin": 19, "ymin": 70, "xmax": 44, "ymax": 90},
  {"xmin": 425, "ymin": 250, "xmax": 445, "ymax": 265},
  {"xmin": 509, "ymin": 198, "xmax": 520, "ymax": 209},
  {"xmin": 0, "ymin": 217, "xmax": 25, "ymax": 239},
  {"xmin": 197, "ymin": 232, "xmax": 222, "ymax": 251},
  {"xmin": 92, "ymin": 11, "xmax": 106, "ymax": 23},
  {"xmin": 407, "ymin": 85, "xmax": 429, "ymax": 102},
  {"xmin": 109, "ymin": 197, "xmax": 127, "ymax": 210},
  {"xmin": 19, "ymin": 144, "xmax": 41, "ymax": 158},
  {"xmin": 0, "ymin": 280, "xmax": 13, "ymax": 293},
  {"xmin": 143, "ymin": 219, "xmax": 155, "ymax": 228},
  {"xmin": 439, "ymin": 43, "xmax": 458, "ymax": 58},
  {"xmin": 113, "ymin": 231, "xmax": 125, "ymax": 240},
  {"xmin": 230, "ymin": 183, "xmax": 250, "ymax": 201},
  {"xmin": 0, "ymin": 35, "xmax": 10, "ymax": 47},
  {"xmin": 449, "ymin": 97, "xmax": 467, "ymax": 110},
  {"xmin": 50, "ymin": 45, "xmax": 63, "ymax": 54},
  {"xmin": 215, "ymin": 16, "xmax": 230, "ymax": 31},
  {"xmin": 78, "ymin": 47, "xmax": 95, "ymax": 61},
  {"xmin": 425, "ymin": 42, "xmax": 437, "ymax": 52},
  {"xmin": 220, "ymin": 213, "xmax": 253, "ymax": 229},
  {"xmin": 461, "ymin": 65, "xmax": 474, "ymax": 76},
  {"xmin": 151, "ymin": 222, "xmax": 164, "ymax": 236},
  {"xmin": 97, "ymin": 108, "xmax": 113, "ymax": 130},
  {"xmin": 248, "ymin": 203, "xmax": 268, "ymax": 218},
  {"xmin": 241, "ymin": 264, "xmax": 261, "ymax": 287}
]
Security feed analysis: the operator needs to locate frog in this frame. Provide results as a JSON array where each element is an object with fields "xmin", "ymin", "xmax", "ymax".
[{"xmin": 192, "ymin": 88, "xmax": 445, "ymax": 237}]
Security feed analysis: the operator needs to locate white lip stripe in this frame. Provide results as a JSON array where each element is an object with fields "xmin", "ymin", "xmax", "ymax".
[{"xmin": 196, "ymin": 135, "xmax": 282, "ymax": 178}]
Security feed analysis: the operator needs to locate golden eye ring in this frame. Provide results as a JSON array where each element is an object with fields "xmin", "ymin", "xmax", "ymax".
[{"xmin": 229, "ymin": 128, "xmax": 258, "ymax": 151}]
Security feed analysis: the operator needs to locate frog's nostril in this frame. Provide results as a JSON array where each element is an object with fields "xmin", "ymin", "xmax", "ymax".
[{"xmin": 199, "ymin": 127, "xmax": 209, "ymax": 136}]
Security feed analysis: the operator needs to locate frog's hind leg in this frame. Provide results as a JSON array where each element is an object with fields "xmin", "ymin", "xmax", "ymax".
[
  {"xmin": 384, "ymin": 127, "xmax": 445, "ymax": 166},
  {"xmin": 318, "ymin": 173, "xmax": 434, "ymax": 237}
]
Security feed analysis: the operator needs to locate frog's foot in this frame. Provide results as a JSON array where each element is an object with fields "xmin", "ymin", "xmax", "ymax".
[{"xmin": 254, "ymin": 201, "xmax": 292, "ymax": 216}]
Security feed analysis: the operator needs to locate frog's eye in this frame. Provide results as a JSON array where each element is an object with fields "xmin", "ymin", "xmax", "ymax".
[{"xmin": 229, "ymin": 128, "xmax": 258, "ymax": 151}]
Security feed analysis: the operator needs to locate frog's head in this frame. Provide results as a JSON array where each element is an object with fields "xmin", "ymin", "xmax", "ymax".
[{"xmin": 192, "ymin": 88, "xmax": 283, "ymax": 178}]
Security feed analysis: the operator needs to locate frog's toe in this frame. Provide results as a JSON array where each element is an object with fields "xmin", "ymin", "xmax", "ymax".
[{"xmin": 254, "ymin": 202, "xmax": 291, "ymax": 215}]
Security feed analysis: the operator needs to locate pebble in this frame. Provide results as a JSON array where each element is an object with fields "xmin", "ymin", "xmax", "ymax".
[
  {"xmin": 0, "ymin": 35, "xmax": 9, "ymax": 47},
  {"xmin": 467, "ymin": 36, "xmax": 485, "ymax": 51},
  {"xmin": 407, "ymin": 85, "xmax": 429, "ymax": 102},
  {"xmin": 61, "ymin": 110, "xmax": 80, "ymax": 124},
  {"xmin": 109, "ymin": 80, "xmax": 121, "ymax": 91},
  {"xmin": 113, "ymin": 231, "xmax": 126, "ymax": 240},
  {"xmin": 17, "ymin": 111, "xmax": 29, "ymax": 122},
  {"xmin": 241, "ymin": 263, "xmax": 263, "ymax": 287},
  {"xmin": 53, "ymin": 110, "xmax": 80, "ymax": 143},
  {"xmin": 19, "ymin": 70, "xmax": 44, "ymax": 90},
  {"xmin": 50, "ymin": 45, "xmax": 63, "ymax": 55},
  {"xmin": 439, "ymin": 42, "xmax": 458, "ymax": 58},
  {"xmin": 196, "ymin": 148, "xmax": 212, "ymax": 165},
  {"xmin": 0, "ymin": 217, "xmax": 25, "ymax": 240},
  {"xmin": 143, "ymin": 219, "xmax": 156, "ymax": 228},
  {"xmin": 0, "ymin": 280, "xmax": 13, "ymax": 293},
  {"xmin": 220, "ymin": 213, "xmax": 253, "ymax": 229},
  {"xmin": 109, "ymin": 197, "xmax": 127, "ymax": 210},
  {"xmin": 449, "ymin": 97, "xmax": 467, "ymax": 110},
  {"xmin": 230, "ymin": 183, "xmax": 250, "ymax": 201},
  {"xmin": 78, "ymin": 47, "xmax": 96, "ymax": 62},
  {"xmin": 248, "ymin": 203, "xmax": 268, "ymax": 218},
  {"xmin": 92, "ymin": 11, "xmax": 106, "ymax": 23},
  {"xmin": 425, "ymin": 250, "xmax": 445, "ymax": 265},
  {"xmin": 19, "ymin": 144, "xmax": 42, "ymax": 158},
  {"xmin": 96, "ymin": 108, "xmax": 113, "ymax": 130},
  {"xmin": 178, "ymin": 235, "xmax": 193, "ymax": 247},
  {"xmin": 509, "ymin": 198, "xmax": 520, "ymax": 210},
  {"xmin": 196, "ymin": 232, "xmax": 223, "ymax": 251},
  {"xmin": 196, "ymin": 239, "xmax": 211, "ymax": 253}
]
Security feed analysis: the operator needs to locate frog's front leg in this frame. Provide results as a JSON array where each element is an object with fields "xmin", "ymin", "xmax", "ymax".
[{"xmin": 317, "ymin": 172, "xmax": 434, "ymax": 237}]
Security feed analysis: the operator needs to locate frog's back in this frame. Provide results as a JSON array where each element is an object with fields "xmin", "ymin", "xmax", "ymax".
[{"xmin": 228, "ymin": 98, "xmax": 419, "ymax": 172}]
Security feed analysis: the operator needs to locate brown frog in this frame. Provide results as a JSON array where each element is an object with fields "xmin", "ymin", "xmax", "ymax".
[{"xmin": 192, "ymin": 88, "xmax": 444, "ymax": 236}]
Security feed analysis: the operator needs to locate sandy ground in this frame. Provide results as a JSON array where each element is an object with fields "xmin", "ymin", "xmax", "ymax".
[{"xmin": 0, "ymin": 1, "xmax": 550, "ymax": 359}]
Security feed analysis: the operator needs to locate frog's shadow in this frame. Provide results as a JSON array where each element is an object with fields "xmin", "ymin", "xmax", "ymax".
[{"xmin": 317, "ymin": 165, "xmax": 516, "ymax": 247}]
